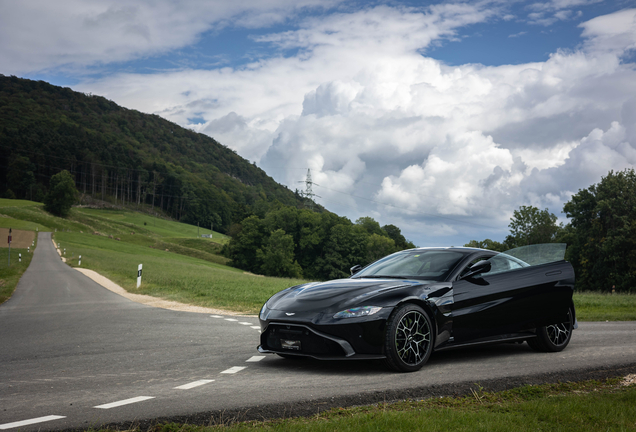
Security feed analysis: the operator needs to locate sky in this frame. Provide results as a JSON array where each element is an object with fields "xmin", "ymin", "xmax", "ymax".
[{"xmin": 2, "ymin": 0, "xmax": 636, "ymax": 247}]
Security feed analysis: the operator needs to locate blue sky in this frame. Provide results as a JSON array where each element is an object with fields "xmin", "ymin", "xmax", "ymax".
[{"xmin": 2, "ymin": 0, "xmax": 636, "ymax": 247}]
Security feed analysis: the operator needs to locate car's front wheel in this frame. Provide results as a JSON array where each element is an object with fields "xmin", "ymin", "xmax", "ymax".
[
  {"xmin": 527, "ymin": 307, "xmax": 574, "ymax": 352},
  {"xmin": 384, "ymin": 304, "xmax": 433, "ymax": 372}
]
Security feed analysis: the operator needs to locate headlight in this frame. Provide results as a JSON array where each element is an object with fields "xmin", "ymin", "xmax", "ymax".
[
  {"xmin": 333, "ymin": 306, "xmax": 382, "ymax": 319},
  {"xmin": 259, "ymin": 303, "xmax": 269, "ymax": 320}
]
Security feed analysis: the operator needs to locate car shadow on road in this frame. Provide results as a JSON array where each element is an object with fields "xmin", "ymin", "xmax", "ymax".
[{"xmin": 256, "ymin": 341, "xmax": 535, "ymax": 375}]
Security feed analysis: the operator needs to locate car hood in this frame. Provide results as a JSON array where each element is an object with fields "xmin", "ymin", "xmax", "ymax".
[{"xmin": 267, "ymin": 278, "xmax": 428, "ymax": 314}]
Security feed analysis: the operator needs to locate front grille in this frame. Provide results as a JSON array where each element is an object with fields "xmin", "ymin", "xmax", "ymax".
[{"xmin": 263, "ymin": 323, "xmax": 346, "ymax": 357}]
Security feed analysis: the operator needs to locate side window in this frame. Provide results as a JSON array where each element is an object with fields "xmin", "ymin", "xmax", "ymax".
[
  {"xmin": 458, "ymin": 253, "xmax": 529, "ymax": 280},
  {"xmin": 482, "ymin": 255, "xmax": 525, "ymax": 276},
  {"xmin": 458, "ymin": 255, "xmax": 491, "ymax": 279}
]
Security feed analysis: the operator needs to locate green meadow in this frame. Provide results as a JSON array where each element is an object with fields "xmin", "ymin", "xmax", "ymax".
[
  {"xmin": 0, "ymin": 243, "xmax": 35, "ymax": 304},
  {"xmin": 0, "ymin": 199, "xmax": 303, "ymax": 313},
  {"xmin": 1, "ymin": 198, "xmax": 635, "ymax": 317}
]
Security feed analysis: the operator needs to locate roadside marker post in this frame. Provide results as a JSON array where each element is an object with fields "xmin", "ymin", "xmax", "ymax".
[
  {"xmin": 19, "ymin": 253, "xmax": 21, "ymax": 263},
  {"xmin": 137, "ymin": 264, "xmax": 143, "ymax": 288},
  {"xmin": 79, "ymin": 255, "xmax": 82, "ymax": 266},
  {"xmin": 7, "ymin": 228, "xmax": 11, "ymax": 266}
]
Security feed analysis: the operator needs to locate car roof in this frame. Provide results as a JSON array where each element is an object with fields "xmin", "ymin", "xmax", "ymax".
[{"xmin": 404, "ymin": 246, "xmax": 494, "ymax": 254}]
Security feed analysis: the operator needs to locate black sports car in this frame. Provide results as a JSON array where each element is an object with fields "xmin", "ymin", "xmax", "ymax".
[{"xmin": 258, "ymin": 244, "xmax": 576, "ymax": 372}]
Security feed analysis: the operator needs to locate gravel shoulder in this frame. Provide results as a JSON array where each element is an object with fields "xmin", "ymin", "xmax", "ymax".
[
  {"xmin": 74, "ymin": 268, "xmax": 250, "ymax": 316},
  {"xmin": 49, "ymin": 236, "xmax": 249, "ymax": 316}
]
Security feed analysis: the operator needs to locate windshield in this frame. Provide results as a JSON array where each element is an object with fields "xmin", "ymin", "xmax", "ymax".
[{"xmin": 352, "ymin": 250, "xmax": 467, "ymax": 281}]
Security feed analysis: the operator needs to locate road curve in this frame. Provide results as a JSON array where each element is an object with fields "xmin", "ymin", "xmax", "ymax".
[{"xmin": 1, "ymin": 232, "xmax": 635, "ymax": 431}]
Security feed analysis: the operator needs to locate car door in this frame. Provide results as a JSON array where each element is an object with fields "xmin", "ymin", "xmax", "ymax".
[{"xmin": 451, "ymin": 255, "xmax": 573, "ymax": 343}]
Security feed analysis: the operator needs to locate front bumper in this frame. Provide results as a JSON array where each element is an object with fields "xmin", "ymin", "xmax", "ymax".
[{"xmin": 258, "ymin": 319, "xmax": 388, "ymax": 360}]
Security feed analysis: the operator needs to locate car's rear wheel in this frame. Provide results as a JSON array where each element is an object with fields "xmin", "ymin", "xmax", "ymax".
[
  {"xmin": 527, "ymin": 307, "xmax": 574, "ymax": 352},
  {"xmin": 384, "ymin": 304, "xmax": 433, "ymax": 372}
]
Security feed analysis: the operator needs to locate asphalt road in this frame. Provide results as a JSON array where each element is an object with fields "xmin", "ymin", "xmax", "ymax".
[{"xmin": 1, "ymin": 232, "xmax": 635, "ymax": 431}]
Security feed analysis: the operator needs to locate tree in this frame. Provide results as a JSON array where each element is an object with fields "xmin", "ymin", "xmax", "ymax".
[
  {"xmin": 505, "ymin": 205, "xmax": 561, "ymax": 248},
  {"xmin": 563, "ymin": 169, "xmax": 636, "ymax": 292},
  {"xmin": 315, "ymin": 224, "xmax": 367, "ymax": 280},
  {"xmin": 257, "ymin": 229, "xmax": 303, "ymax": 278},
  {"xmin": 6, "ymin": 155, "xmax": 35, "ymax": 199},
  {"xmin": 366, "ymin": 233, "xmax": 396, "ymax": 263},
  {"xmin": 44, "ymin": 170, "xmax": 78, "ymax": 217},
  {"xmin": 382, "ymin": 224, "xmax": 416, "ymax": 250},
  {"xmin": 355, "ymin": 216, "xmax": 384, "ymax": 236},
  {"xmin": 464, "ymin": 239, "xmax": 508, "ymax": 252},
  {"xmin": 226, "ymin": 216, "xmax": 267, "ymax": 273}
]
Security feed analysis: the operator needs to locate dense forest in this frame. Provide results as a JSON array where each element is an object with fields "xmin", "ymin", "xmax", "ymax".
[
  {"xmin": 1, "ymin": 75, "xmax": 420, "ymax": 280},
  {"xmin": 0, "ymin": 75, "xmax": 307, "ymax": 233},
  {"xmin": 226, "ymin": 207, "xmax": 415, "ymax": 280}
]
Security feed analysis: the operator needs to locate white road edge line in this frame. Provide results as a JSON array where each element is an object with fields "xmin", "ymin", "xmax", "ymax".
[
  {"xmin": 94, "ymin": 396, "xmax": 155, "ymax": 409},
  {"xmin": 239, "ymin": 322, "xmax": 253, "ymax": 325},
  {"xmin": 210, "ymin": 315, "xmax": 223, "ymax": 318},
  {"xmin": 246, "ymin": 356, "xmax": 265, "ymax": 362},
  {"xmin": 224, "ymin": 318, "xmax": 238, "ymax": 322},
  {"xmin": 250, "ymin": 326, "xmax": 260, "ymax": 330},
  {"xmin": 174, "ymin": 379, "xmax": 215, "ymax": 390},
  {"xmin": 0, "ymin": 416, "xmax": 66, "ymax": 430},
  {"xmin": 221, "ymin": 366, "xmax": 246, "ymax": 374}
]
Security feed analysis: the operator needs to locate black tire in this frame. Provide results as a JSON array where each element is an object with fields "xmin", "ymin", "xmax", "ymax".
[
  {"xmin": 527, "ymin": 307, "xmax": 574, "ymax": 352},
  {"xmin": 384, "ymin": 304, "xmax": 433, "ymax": 372}
]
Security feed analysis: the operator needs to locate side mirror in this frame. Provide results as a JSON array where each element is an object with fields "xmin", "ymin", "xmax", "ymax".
[
  {"xmin": 462, "ymin": 260, "xmax": 491, "ymax": 279},
  {"xmin": 350, "ymin": 264, "xmax": 363, "ymax": 275}
]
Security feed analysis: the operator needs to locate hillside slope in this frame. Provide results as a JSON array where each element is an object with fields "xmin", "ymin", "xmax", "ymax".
[{"xmin": 0, "ymin": 75, "xmax": 307, "ymax": 232}]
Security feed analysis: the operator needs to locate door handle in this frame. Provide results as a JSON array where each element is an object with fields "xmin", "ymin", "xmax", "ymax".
[{"xmin": 545, "ymin": 270, "xmax": 562, "ymax": 276}]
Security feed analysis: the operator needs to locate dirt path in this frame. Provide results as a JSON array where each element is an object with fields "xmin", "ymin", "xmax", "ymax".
[
  {"xmin": 0, "ymin": 228, "xmax": 35, "ymax": 248},
  {"xmin": 47, "ymin": 236, "xmax": 249, "ymax": 316},
  {"xmin": 73, "ymin": 268, "xmax": 250, "ymax": 316}
]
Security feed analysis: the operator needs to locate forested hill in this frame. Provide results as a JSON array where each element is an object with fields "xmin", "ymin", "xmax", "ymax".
[{"xmin": 0, "ymin": 75, "xmax": 306, "ymax": 232}]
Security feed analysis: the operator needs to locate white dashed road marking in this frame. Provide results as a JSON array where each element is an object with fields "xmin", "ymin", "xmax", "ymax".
[
  {"xmin": 174, "ymin": 379, "xmax": 215, "ymax": 390},
  {"xmin": 0, "ymin": 416, "xmax": 66, "ymax": 430},
  {"xmin": 94, "ymin": 396, "xmax": 155, "ymax": 409},
  {"xmin": 221, "ymin": 366, "xmax": 246, "ymax": 374},
  {"xmin": 11, "ymin": 315, "xmax": 258, "ymax": 425}
]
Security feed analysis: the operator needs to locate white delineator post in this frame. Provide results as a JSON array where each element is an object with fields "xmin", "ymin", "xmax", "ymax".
[
  {"xmin": 78, "ymin": 255, "xmax": 81, "ymax": 266},
  {"xmin": 137, "ymin": 264, "xmax": 143, "ymax": 288}
]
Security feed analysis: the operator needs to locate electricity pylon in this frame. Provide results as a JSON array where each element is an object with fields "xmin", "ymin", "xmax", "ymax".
[{"xmin": 298, "ymin": 169, "xmax": 320, "ymax": 210}]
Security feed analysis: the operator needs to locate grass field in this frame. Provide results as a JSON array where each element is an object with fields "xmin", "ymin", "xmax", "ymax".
[
  {"xmin": 574, "ymin": 292, "xmax": 636, "ymax": 321},
  {"xmin": 1, "ymin": 198, "xmax": 635, "ymax": 316},
  {"xmin": 75, "ymin": 207, "xmax": 229, "ymax": 243},
  {"xmin": 91, "ymin": 377, "xmax": 636, "ymax": 432},
  {"xmin": 55, "ymin": 230, "xmax": 302, "ymax": 313},
  {"xmin": 0, "ymin": 241, "xmax": 36, "ymax": 304},
  {"xmin": 0, "ymin": 199, "xmax": 301, "ymax": 313}
]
